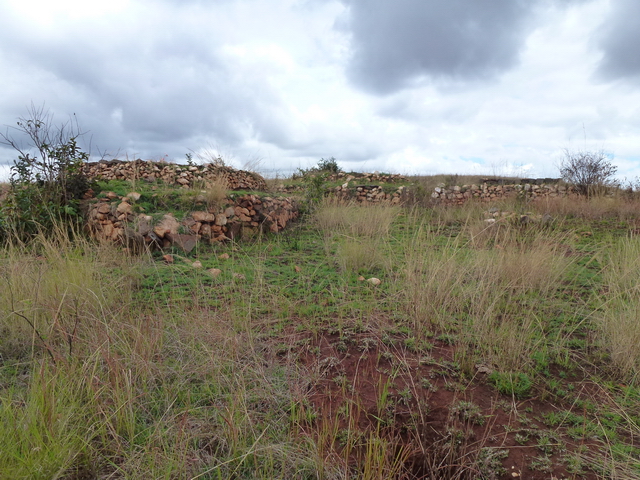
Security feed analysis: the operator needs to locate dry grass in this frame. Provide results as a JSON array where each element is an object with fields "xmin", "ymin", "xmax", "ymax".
[
  {"xmin": 401, "ymin": 216, "xmax": 574, "ymax": 372},
  {"xmin": 0, "ymin": 231, "xmax": 319, "ymax": 478},
  {"xmin": 533, "ymin": 195, "xmax": 640, "ymax": 221},
  {"xmin": 0, "ymin": 227, "xmax": 139, "ymax": 361},
  {"xmin": 314, "ymin": 198, "xmax": 399, "ymax": 238},
  {"xmin": 598, "ymin": 236, "xmax": 640, "ymax": 379},
  {"xmin": 315, "ymin": 198, "xmax": 399, "ymax": 274},
  {"xmin": 203, "ymin": 174, "xmax": 229, "ymax": 209},
  {"xmin": 5, "ymin": 186, "xmax": 640, "ymax": 478}
]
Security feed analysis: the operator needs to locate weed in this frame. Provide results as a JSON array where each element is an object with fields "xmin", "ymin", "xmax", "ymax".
[
  {"xmin": 450, "ymin": 401, "xmax": 486, "ymax": 425},
  {"xmin": 489, "ymin": 371, "xmax": 533, "ymax": 398},
  {"xmin": 530, "ymin": 455, "xmax": 553, "ymax": 473}
]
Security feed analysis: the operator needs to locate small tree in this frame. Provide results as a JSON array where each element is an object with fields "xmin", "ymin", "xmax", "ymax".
[
  {"xmin": 559, "ymin": 149, "xmax": 618, "ymax": 197},
  {"xmin": 0, "ymin": 105, "xmax": 90, "ymax": 240},
  {"xmin": 316, "ymin": 157, "xmax": 341, "ymax": 174}
]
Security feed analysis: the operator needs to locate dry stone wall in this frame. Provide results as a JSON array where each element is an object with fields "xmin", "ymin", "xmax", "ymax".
[
  {"xmin": 277, "ymin": 183, "xmax": 409, "ymax": 204},
  {"xmin": 86, "ymin": 193, "xmax": 298, "ymax": 253},
  {"xmin": 430, "ymin": 180, "xmax": 577, "ymax": 205},
  {"xmin": 83, "ymin": 159, "xmax": 267, "ymax": 191},
  {"xmin": 326, "ymin": 172, "xmax": 407, "ymax": 183},
  {"xmin": 277, "ymin": 171, "xmax": 409, "ymax": 205},
  {"xmin": 332, "ymin": 184, "xmax": 408, "ymax": 204}
]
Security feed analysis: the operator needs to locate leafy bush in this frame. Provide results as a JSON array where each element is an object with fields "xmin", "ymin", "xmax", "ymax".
[
  {"xmin": 0, "ymin": 106, "xmax": 90, "ymax": 241},
  {"xmin": 299, "ymin": 172, "xmax": 329, "ymax": 214},
  {"xmin": 292, "ymin": 157, "xmax": 342, "ymax": 213},
  {"xmin": 559, "ymin": 149, "xmax": 618, "ymax": 197},
  {"xmin": 293, "ymin": 157, "xmax": 342, "ymax": 179},
  {"xmin": 316, "ymin": 156, "xmax": 341, "ymax": 174}
]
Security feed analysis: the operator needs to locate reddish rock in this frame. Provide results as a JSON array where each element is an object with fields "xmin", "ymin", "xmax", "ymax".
[
  {"xmin": 192, "ymin": 211, "xmax": 216, "ymax": 223},
  {"xmin": 116, "ymin": 202, "xmax": 133, "ymax": 214},
  {"xmin": 214, "ymin": 213, "xmax": 227, "ymax": 226},
  {"xmin": 200, "ymin": 224, "xmax": 212, "ymax": 238},
  {"xmin": 97, "ymin": 203, "xmax": 112, "ymax": 214},
  {"xmin": 207, "ymin": 268, "xmax": 222, "ymax": 278},
  {"xmin": 166, "ymin": 233, "xmax": 198, "ymax": 253},
  {"xmin": 190, "ymin": 222, "xmax": 202, "ymax": 234}
]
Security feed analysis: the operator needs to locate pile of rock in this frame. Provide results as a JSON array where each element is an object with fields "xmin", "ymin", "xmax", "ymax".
[
  {"xmin": 482, "ymin": 207, "xmax": 554, "ymax": 225},
  {"xmin": 86, "ymin": 192, "xmax": 298, "ymax": 253},
  {"xmin": 82, "ymin": 159, "xmax": 267, "ymax": 191},
  {"xmin": 333, "ymin": 184, "xmax": 408, "ymax": 204},
  {"xmin": 431, "ymin": 181, "xmax": 577, "ymax": 205}
]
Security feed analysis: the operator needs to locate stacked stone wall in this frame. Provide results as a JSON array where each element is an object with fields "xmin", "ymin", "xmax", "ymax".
[
  {"xmin": 430, "ymin": 181, "xmax": 578, "ymax": 205},
  {"xmin": 332, "ymin": 184, "xmax": 408, "ymax": 204},
  {"xmin": 83, "ymin": 159, "xmax": 267, "ymax": 191},
  {"xmin": 86, "ymin": 193, "xmax": 298, "ymax": 253}
]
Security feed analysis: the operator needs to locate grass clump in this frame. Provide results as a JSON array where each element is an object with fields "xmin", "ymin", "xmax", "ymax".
[
  {"xmin": 598, "ymin": 236, "xmax": 640, "ymax": 379},
  {"xmin": 315, "ymin": 198, "xmax": 398, "ymax": 274}
]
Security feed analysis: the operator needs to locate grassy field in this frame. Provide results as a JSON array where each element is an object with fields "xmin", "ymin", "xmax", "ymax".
[{"xmin": 2, "ymin": 181, "xmax": 640, "ymax": 479}]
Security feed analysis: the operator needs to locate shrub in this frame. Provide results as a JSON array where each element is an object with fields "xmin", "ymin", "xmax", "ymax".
[
  {"xmin": 0, "ymin": 105, "xmax": 90, "ymax": 241},
  {"xmin": 316, "ymin": 156, "xmax": 341, "ymax": 174},
  {"xmin": 559, "ymin": 149, "xmax": 618, "ymax": 197}
]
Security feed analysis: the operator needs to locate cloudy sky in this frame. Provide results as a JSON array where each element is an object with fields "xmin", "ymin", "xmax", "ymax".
[{"xmin": 1, "ymin": 0, "xmax": 639, "ymax": 180}]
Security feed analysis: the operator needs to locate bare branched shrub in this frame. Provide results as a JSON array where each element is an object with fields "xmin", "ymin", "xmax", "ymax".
[{"xmin": 559, "ymin": 149, "xmax": 618, "ymax": 197}]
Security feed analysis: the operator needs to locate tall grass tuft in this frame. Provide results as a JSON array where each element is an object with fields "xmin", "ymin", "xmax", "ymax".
[
  {"xmin": 315, "ymin": 198, "xmax": 399, "ymax": 273},
  {"xmin": 401, "ymin": 212, "xmax": 575, "ymax": 372},
  {"xmin": 533, "ymin": 195, "xmax": 640, "ymax": 222},
  {"xmin": 204, "ymin": 174, "xmax": 229, "ymax": 209},
  {"xmin": 0, "ymin": 361, "xmax": 96, "ymax": 479},
  {"xmin": 0, "ymin": 226, "xmax": 140, "ymax": 361},
  {"xmin": 598, "ymin": 236, "xmax": 640, "ymax": 380}
]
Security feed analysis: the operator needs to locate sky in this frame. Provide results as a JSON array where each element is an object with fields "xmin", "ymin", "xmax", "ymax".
[{"xmin": 1, "ymin": 0, "xmax": 639, "ymax": 181}]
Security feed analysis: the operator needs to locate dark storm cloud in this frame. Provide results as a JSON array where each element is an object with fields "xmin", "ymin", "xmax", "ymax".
[
  {"xmin": 340, "ymin": 0, "xmax": 587, "ymax": 95},
  {"xmin": 595, "ymin": 0, "xmax": 640, "ymax": 81},
  {"xmin": 0, "ymin": 5, "xmax": 290, "ymax": 160}
]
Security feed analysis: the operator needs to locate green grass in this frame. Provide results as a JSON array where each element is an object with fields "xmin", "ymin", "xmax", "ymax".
[{"xmin": 4, "ymin": 186, "xmax": 640, "ymax": 477}]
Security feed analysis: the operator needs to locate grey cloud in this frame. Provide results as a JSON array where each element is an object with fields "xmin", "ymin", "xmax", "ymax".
[
  {"xmin": 340, "ymin": 0, "xmax": 588, "ymax": 95},
  {"xmin": 595, "ymin": 0, "xmax": 640, "ymax": 81},
  {"xmin": 0, "ymin": 5, "xmax": 291, "ymax": 160}
]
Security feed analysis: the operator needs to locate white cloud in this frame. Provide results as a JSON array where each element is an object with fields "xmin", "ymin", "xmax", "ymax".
[{"xmin": 0, "ymin": 0, "xmax": 638, "ymax": 182}]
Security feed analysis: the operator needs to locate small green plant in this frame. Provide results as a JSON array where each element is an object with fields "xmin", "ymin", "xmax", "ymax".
[
  {"xmin": 530, "ymin": 455, "xmax": 553, "ymax": 473},
  {"xmin": 450, "ymin": 400, "xmax": 486, "ymax": 425},
  {"xmin": 299, "ymin": 172, "xmax": 328, "ymax": 213},
  {"xmin": 475, "ymin": 448, "xmax": 508, "ymax": 478},
  {"xmin": 489, "ymin": 371, "xmax": 533, "ymax": 398}
]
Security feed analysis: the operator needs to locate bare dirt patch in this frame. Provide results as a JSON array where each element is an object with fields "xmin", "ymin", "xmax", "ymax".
[{"xmin": 280, "ymin": 324, "xmax": 615, "ymax": 479}]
